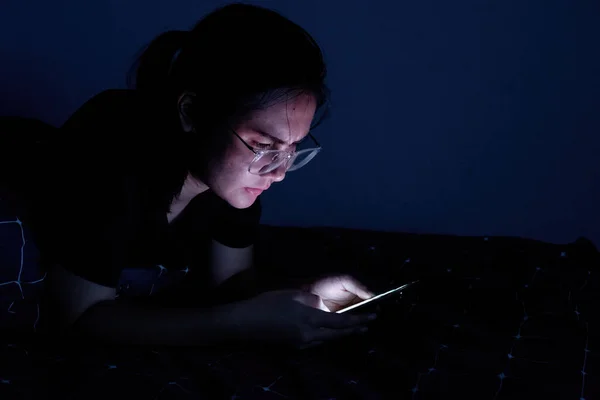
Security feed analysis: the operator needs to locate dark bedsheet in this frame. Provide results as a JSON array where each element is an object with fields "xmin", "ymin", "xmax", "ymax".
[{"xmin": 2, "ymin": 226, "xmax": 599, "ymax": 399}]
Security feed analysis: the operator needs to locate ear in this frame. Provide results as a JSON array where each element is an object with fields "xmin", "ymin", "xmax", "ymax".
[{"xmin": 177, "ymin": 91, "xmax": 196, "ymax": 133}]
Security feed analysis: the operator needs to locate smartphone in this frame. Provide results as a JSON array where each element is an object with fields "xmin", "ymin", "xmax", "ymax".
[{"xmin": 335, "ymin": 281, "xmax": 419, "ymax": 314}]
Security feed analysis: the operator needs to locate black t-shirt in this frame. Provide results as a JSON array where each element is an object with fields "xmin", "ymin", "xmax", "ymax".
[{"xmin": 26, "ymin": 90, "xmax": 261, "ymax": 289}]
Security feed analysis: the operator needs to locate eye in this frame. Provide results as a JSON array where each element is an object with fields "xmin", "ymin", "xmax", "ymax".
[{"xmin": 253, "ymin": 141, "xmax": 273, "ymax": 150}]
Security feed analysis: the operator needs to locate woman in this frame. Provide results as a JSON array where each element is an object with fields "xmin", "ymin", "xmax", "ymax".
[{"xmin": 26, "ymin": 3, "xmax": 376, "ymax": 348}]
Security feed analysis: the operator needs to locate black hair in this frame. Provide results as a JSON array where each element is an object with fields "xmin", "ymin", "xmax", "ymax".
[{"xmin": 128, "ymin": 3, "xmax": 330, "ymax": 182}]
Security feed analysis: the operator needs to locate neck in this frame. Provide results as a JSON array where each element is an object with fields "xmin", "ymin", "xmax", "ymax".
[
  {"xmin": 167, "ymin": 173, "xmax": 209, "ymax": 223},
  {"xmin": 174, "ymin": 173, "xmax": 209, "ymax": 204}
]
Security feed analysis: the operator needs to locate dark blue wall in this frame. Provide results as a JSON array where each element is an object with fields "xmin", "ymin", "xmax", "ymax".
[{"xmin": 1, "ymin": 0, "xmax": 598, "ymax": 245}]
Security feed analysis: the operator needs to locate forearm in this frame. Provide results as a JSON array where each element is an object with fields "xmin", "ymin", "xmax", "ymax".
[
  {"xmin": 70, "ymin": 300, "xmax": 240, "ymax": 347},
  {"xmin": 212, "ymin": 267, "xmax": 262, "ymax": 304}
]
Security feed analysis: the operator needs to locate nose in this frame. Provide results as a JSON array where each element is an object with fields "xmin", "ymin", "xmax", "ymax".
[{"xmin": 268, "ymin": 164, "xmax": 287, "ymax": 183}]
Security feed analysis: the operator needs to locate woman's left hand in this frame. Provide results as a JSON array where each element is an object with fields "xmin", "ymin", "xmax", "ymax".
[{"xmin": 304, "ymin": 275, "xmax": 375, "ymax": 312}]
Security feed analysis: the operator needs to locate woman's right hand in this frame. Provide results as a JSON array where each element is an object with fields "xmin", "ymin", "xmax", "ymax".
[{"xmin": 226, "ymin": 290, "xmax": 377, "ymax": 349}]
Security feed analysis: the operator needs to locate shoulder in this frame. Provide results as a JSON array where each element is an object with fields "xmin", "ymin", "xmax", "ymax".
[
  {"xmin": 41, "ymin": 90, "xmax": 161, "ymax": 202},
  {"xmin": 58, "ymin": 89, "xmax": 166, "ymax": 163},
  {"xmin": 50, "ymin": 90, "xmax": 186, "ymax": 214},
  {"xmin": 61, "ymin": 89, "xmax": 154, "ymax": 130}
]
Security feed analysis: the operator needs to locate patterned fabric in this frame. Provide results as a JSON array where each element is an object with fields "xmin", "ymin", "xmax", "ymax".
[
  {"xmin": 0, "ymin": 197, "xmax": 45, "ymax": 333},
  {"xmin": 0, "ymin": 196, "xmax": 192, "ymax": 332},
  {"xmin": 1, "ymin": 204, "xmax": 599, "ymax": 399}
]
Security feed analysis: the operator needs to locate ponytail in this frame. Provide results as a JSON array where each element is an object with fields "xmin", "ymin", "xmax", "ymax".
[{"xmin": 127, "ymin": 30, "xmax": 189, "ymax": 92}]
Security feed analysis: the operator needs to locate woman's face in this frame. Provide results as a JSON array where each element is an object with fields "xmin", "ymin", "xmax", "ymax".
[{"xmin": 201, "ymin": 92, "xmax": 317, "ymax": 209}]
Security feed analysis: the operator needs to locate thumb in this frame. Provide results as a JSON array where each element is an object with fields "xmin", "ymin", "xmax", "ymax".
[
  {"xmin": 342, "ymin": 276, "xmax": 375, "ymax": 300},
  {"xmin": 293, "ymin": 291, "xmax": 331, "ymax": 312}
]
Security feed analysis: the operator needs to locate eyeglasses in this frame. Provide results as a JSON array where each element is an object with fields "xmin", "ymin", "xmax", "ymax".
[{"xmin": 230, "ymin": 128, "xmax": 322, "ymax": 175}]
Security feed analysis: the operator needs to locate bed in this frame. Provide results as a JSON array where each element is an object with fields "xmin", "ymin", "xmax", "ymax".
[{"xmin": 1, "ymin": 202, "xmax": 599, "ymax": 399}]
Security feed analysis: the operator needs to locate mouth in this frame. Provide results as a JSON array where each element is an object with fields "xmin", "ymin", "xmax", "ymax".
[{"xmin": 244, "ymin": 187, "xmax": 268, "ymax": 196}]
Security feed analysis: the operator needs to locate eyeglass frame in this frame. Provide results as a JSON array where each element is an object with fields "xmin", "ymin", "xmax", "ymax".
[{"xmin": 229, "ymin": 127, "xmax": 322, "ymax": 175}]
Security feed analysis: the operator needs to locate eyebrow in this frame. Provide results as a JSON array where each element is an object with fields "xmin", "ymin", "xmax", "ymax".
[{"xmin": 256, "ymin": 129, "xmax": 307, "ymax": 146}]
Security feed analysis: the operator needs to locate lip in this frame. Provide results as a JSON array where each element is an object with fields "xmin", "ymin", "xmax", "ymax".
[{"xmin": 245, "ymin": 187, "xmax": 267, "ymax": 196}]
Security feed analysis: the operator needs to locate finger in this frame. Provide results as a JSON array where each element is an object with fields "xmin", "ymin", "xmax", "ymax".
[
  {"xmin": 341, "ymin": 276, "xmax": 375, "ymax": 300},
  {"xmin": 293, "ymin": 291, "xmax": 331, "ymax": 311}
]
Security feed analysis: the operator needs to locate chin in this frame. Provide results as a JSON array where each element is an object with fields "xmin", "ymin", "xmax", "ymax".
[{"xmin": 221, "ymin": 188, "xmax": 259, "ymax": 209}]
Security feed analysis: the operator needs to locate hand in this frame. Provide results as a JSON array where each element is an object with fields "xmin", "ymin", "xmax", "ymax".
[
  {"xmin": 227, "ymin": 290, "xmax": 376, "ymax": 349},
  {"xmin": 305, "ymin": 274, "xmax": 375, "ymax": 312}
]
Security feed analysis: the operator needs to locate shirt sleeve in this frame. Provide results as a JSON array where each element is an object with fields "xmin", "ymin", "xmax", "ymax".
[{"xmin": 208, "ymin": 193, "xmax": 262, "ymax": 248}]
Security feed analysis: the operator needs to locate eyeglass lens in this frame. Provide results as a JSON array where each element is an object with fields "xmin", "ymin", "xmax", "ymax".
[{"xmin": 250, "ymin": 149, "xmax": 319, "ymax": 175}]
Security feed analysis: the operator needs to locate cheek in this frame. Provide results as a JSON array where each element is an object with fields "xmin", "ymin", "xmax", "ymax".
[{"xmin": 213, "ymin": 148, "xmax": 253, "ymax": 187}]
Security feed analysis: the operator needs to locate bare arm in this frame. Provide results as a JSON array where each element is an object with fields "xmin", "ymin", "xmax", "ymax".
[
  {"xmin": 209, "ymin": 240, "xmax": 254, "ymax": 286},
  {"xmin": 44, "ymin": 264, "xmax": 240, "ymax": 346},
  {"xmin": 207, "ymin": 240, "xmax": 263, "ymax": 303}
]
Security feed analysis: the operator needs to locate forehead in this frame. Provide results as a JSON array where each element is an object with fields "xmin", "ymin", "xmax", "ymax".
[{"xmin": 244, "ymin": 93, "xmax": 317, "ymax": 142}]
